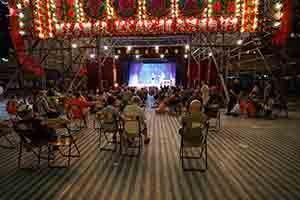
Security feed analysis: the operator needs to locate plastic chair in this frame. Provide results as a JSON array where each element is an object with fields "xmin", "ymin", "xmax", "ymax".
[
  {"xmin": 121, "ymin": 114, "xmax": 143, "ymax": 157},
  {"xmin": 96, "ymin": 111, "xmax": 120, "ymax": 152}
]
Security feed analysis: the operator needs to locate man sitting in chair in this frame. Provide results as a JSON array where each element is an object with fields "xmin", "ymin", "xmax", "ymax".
[
  {"xmin": 123, "ymin": 96, "xmax": 150, "ymax": 144},
  {"xmin": 179, "ymin": 100, "xmax": 208, "ymax": 141}
]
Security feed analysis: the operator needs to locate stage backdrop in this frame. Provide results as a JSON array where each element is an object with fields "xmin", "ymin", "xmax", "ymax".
[{"xmin": 121, "ymin": 58, "xmax": 184, "ymax": 87}]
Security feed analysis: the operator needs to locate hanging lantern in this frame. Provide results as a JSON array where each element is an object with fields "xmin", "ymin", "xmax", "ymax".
[
  {"xmin": 212, "ymin": 1, "xmax": 222, "ymax": 13},
  {"xmin": 227, "ymin": 1, "xmax": 235, "ymax": 14},
  {"xmin": 84, "ymin": 0, "xmax": 106, "ymax": 19},
  {"xmin": 179, "ymin": 0, "xmax": 208, "ymax": 16},
  {"xmin": 146, "ymin": 0, "xmax": 171, "ymax": 17},
  {"xmin": 114, "ymin": 0, "xmax": 137, "ymax": 18}
]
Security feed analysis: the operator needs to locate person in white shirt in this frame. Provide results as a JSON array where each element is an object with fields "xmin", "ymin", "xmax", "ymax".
[{"xmin": 200, "ymin": 80, "xmax": 210, "ymax": 106}]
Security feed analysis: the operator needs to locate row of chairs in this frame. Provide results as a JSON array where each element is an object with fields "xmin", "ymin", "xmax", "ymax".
[
  {"xmin": 14, "ymin": 119, "xmax": 80, "ymax": 169},
  {"xmin": 95, "ymin": 111, "xmax": 144, "ymax": 157},
  {"xmin": 95, "ymin": 109, "xmax": 210, "ymax": 171}
]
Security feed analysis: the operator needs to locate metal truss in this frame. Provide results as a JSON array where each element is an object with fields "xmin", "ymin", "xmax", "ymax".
[{"xmin": 8, "ymin": 30, "xmax": 277, "ymax": 93}]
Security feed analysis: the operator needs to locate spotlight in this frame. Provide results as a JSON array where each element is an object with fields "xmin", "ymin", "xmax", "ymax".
[
  {"xmin": 19, "ymin": 12, "xmax": 24, "ymax": 18},
  {"xmin": 103, "ymin": 46, "xmax": 108, "ymax": 50},
  {"xmin": 114, "ymin": 83, "xmax": 119, "ymax": 88},
  {"xmin": 19, "ymin": 31, "xmax": 25, "ymax": 35},
  {"xmin": 90, "ymin": 54, "xmax": 95, "ymax": 58},
  {"xmin": 72, "ymin": 43, "xmax": 78, "ymax": 48},
  {"xmin": 185, "ymin": 44, "xmax": 190, "ymax": 50},
  {"xmin": 237, "ymin": 39, "xmax": 243, "ymax": 45},
  {"xmin": 160, "ymin": 54, "xmax": 164, "ymax": 59},
  {"xmin": 208, "ymin": 52, "xmax": 213, "ymax": 57},
  {"xmin": 184, "ymin": 54, "xmax": 188, "ymax": 59},
  {"xmin": 155, "ymin": 46, "xmax": 159, "ymax": 51},
  {"xmin": 114, "ymin": 55, "xmax": 119, "ymax": 59},
  {"xmin": 274, "ymin": 3, "xmax": 282, "ymax": 10},
  {"xmin": 1, "ymin": 58, "xmax": 8, "ymax": 62},
  {"xmin": 290, "ymin": 33, "xmax": 295, "ymax": 38},
  {"xmin": 127, "ymin": 46, "xmax": 132, "ymax": 51}
]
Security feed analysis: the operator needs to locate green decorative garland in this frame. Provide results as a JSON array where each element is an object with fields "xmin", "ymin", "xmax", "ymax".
[
  {"xmin": 84, "ymin": 0, "xmax": 106, "ymax": 19},
  {"xmin": 179, "ymin": 0, "xmax": 207, "ymax": 16},
  {"xmin": 146, "ymin": 0, "xmax": 171, "ymax": 17},
  {"xmin": 114, "ymin": 0, "xmax": 137, "ymax": 18}
]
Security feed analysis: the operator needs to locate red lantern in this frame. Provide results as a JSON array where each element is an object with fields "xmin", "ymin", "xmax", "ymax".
[
  {"xmin": 213, "ymin": 1, "xmax": 222, "ymax": 12},
  {"xmin": 227, "ymin": 1, "xmax": 235, "ymax": 13},
  {"xmin": 68, "ymin": 9, "xmax": 76, "ymax": 17}
]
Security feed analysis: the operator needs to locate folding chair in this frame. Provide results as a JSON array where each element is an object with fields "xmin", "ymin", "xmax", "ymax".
[
  {"xmin": 96, "ymin": 111, "xmax": 120, "ymax": 152},
  {"xmin": 121, "ymin": 114, "xmax": 143, "ymax": 157},
  {"xmin": 205, "ymin": 104, "xmax": 221, "ymax": 131},
  {"xmin": 14, "ymin": 122, "xmax": 49, "ymax": 169},
  {"xmin": 179, "ymin": 120, "xmax": 209, "ymax": 172},
  {"xmin": 45, "ymin": 119, "xmax": 80, "ymax": 167},
  {"xmin": 0, "ymin": 122, "xmax": 15, "ymax": 149}
]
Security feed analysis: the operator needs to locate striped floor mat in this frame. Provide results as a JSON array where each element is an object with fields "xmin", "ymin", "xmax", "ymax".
[{"xmin": 0, "ymin": 111, "xmax": 300, "ymax": 200}]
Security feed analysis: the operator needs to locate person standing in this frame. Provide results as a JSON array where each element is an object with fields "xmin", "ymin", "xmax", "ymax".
[
  {"xmin": 200, "ymin": 80, "xmax": 210, "ymax": 106},
  {"xmin": 226, "ymin": 79, "xmax": 241, "ymax": 115}
]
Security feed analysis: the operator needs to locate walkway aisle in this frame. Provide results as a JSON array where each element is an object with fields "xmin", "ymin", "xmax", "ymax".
[{"xmin": 0, "ymin": 111, "xmax": 300, "ymax": 200}]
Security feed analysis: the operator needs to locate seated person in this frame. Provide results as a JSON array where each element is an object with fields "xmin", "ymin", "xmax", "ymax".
[
  {"xmin": 100, "ymin": 96, "xmax": 119, "ymax": 131},
  {"xmin": 16, "ymin": 105, "xmax": 58, "ymax": 145},
  {"xmin": 7, "ymin": 96, "xmax": 17, "ymax": 115},
  {"xmin": 179, "ymin": 100, "xmax": 208, "ymax": 140},
  {"xmin": 34, "ymin": 88, "xmax": 60, "ymax": 119},
  {"xmin": 67, "ymin": 92, "xmax": 92, "ymax": 126},
  {"xmin": 155, "ymin": 96, "xmax": 168, "ymax": 114},
  {"xmin": 123, "ymin": 96, "xmax": 150, "ymax": 144}
]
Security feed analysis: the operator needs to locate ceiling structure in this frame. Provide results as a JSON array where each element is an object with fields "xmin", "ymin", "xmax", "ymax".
[{"xmin": 3, "ymin": 0, "xmax": 298, "ymax": 92}]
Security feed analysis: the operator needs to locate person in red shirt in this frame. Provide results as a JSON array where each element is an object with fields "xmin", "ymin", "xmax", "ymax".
[{"xmin": 67, "ymin": 92, "xmax": 92, "ymax": 127}]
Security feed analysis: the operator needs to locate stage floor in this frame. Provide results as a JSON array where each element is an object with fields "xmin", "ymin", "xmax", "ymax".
[{"xmin": 1, "ymin": 110, "xmax": 300, "ymax": 200}]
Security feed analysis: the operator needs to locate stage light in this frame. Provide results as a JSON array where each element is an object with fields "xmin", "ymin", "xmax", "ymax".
[
  {"xmin": 90, "ymin": 54, "xmax": 96, "ymax": 58},
  {"xmin": 155, "ymin": 46, "xmax": 159, "ymax": 53},
  {"xmin": 114, "ymin": 55, "xmax": 119, "ymax": 59},
  {"xmin": 184, "ymin": 54, "xmax": 188, "ymax": 59},
  {"xmin": 19, "ymin": 12, "xmax": 24, "ymax": 18},
  {"xmin": 237, "ymin": 39, "xmax": 243, "ymax": 45},
  {"xmin": 104, "ymin": 46, "xmax": 108, "ymax": 50},
  {"xmin": 273, "ymin": 22, "xmax": 280, "ymax": 27},
  {"xmin": 127, "ymin": 46, "xmax": 132, "ymax": 51},
  {"xmin": 160, "ymin": 54, "xmax": 164, "ymax": 59},
  {"xmin": 19, "ymin": 31, "xmax": 25, "ymax": 35},
  {"xmin": 274, "ymin": 3, "xmax": 282, "ymax": 10},
  {"xmin": 136, "ymin": 55, "xmax": 140, "ymax": 59},
  {"xmin": 208, "ymin": 52, "xmax": 213, "ymax": 57},
  {"xmin": 1, "ymin": 58, "xmax": 8, "ymax": 62},
  {"xmin": 72, "ymin": 43, "xmax": 78, "ymax": 48}
]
